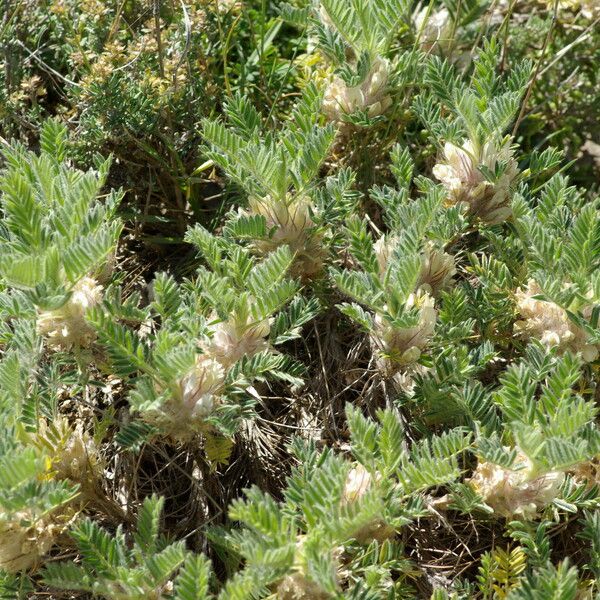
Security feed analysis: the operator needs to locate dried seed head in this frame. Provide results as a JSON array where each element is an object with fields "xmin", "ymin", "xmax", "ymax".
[
  {"xmin": 323, "ymin": 57, "xmax": 393, "ymax": 121},
  {"xmin": 514, "ymin": 280, "xmax": 599, "ymax": 362},
  {"xmin": 37, "ymin": 277, "xmax": 103, "ymax": 351},
  {"xmin": 433, "ymin": 138, "xmax": 518, "ymax": 225},
  {"xmin": 469, "ymin": 451, "xmax": 564, "ymax": 519}
]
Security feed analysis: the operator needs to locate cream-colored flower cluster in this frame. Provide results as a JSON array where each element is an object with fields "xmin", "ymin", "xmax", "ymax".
[
  {"xmin": 177, "ymin": 356, "xmax": 225, "ymax": 420},
  {"xmin": 37, "ymin": 277, "xmax": 103, "ymax": 351},
  {"xmin": 246, "ymin": 194, "xmax": 325, "ymax": 278},
  {"xmin": 0, "ymin": 510, "xmax": 68, "ymax": 573},
  {"xmin": 342, "ymin": 464, "xmax": 394, "ymax": 544},
  {"xmin": 150, "ymin": 356, "xmax": 226, "ymax": 440},
  {"xmin": 372, "ymin": 291, "xmax": 437, "ymax": 376},
  {"xmin": 433, "ymin": 138, "xmax": 519, "ymax": 225},
  {"xmin": 374, "ymin": 236, "xmax": 456, "ymax": 297},
  {"xmin": 514, "ymin": 280, "xmax": 599, "ymax": 362},
  {"xmin": 203, "ymin": 312, "xmax": 271, "ymax": 369},
  {"xmin": 469, "ymin": 450, "xmax": 564, "ymax": 519},
  {"xmin": 322, "ymin": 57, "xmax": 393, "ymax": 122},
  {"xmin": 153, "ymin": 298, "xmax": 274, "ymax": 439}
]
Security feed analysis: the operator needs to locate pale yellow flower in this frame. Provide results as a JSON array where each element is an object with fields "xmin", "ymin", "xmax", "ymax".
[
  {"xmin": 323, "ymin": 57, "xmax": 393, "ymax": 121},
  {"xmin": 37, "ymin": 277, "xmax": 103, "ymax": 350},
  {"xmin": 177, "ymin": 356, "xmax": 226, "ymax": 420},
  {"xmin": 469, "ymin": 450, "xmax": 564, "ymax": 519},
  {"xmin": 147, "ymin": 356, "xmax": 226, "ymax": 440},
  {"xmin": 515, "ymin": 280, "xmax": 599, "ymax": 362},
  {"xmin": 203, "ymin": 309, "xmax": 271, "ymax": 368},
  {"xmin": 342, "ymin": 464, "xmax": 374, "ymax": 504},
  {"xmin": 372, "ymin": 291, "xmax": 437, "ymax": 374},
  {"xmin": 433, "ymin": 138, "xmax": 518, "ymax": 225},
  {"xmin": 246, "ymin": 194, "xmax": 325, "ymax": 278}
]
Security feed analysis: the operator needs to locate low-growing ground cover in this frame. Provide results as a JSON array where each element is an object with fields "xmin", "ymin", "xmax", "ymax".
[{"xmin": 0, "ymin": 0, "xmax": 599, "ymax": 597}]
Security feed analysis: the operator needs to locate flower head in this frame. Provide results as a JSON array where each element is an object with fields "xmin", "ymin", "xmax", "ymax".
[
  {"xmin": 37, "ymin": 277, "xmax": 103, "ymax": 350},
  {"xmin": 514, "ymin": 280, "xmax": 599, "ymax": 362},
  {"xmin": 469, "ymin": 450, "xmax": 564, "ymax": 519},
  {"xmin": 177, "ymin": 356, "xmax": 226, "ymax": 420},
  {"xmin": 323, "ymin": 57, "xmax": 393, "ymax": 121},
  {"xmin": 342, "ymin": 464, "xmax": 374, "ymax": 504},
  {"xmin": 203, "ymin": 309, "xmax": 271, "ymax": 368},
  {"xmin": 372, "ymin": 291, "xmax": 437, "ymax": 374},
  {"xmin": 146, "ymin": 356, "xmax": 226, "ymax": 441},
  {"xmin": 433, "ymin": 138, "xmax": 518, "ymax": 224},
  {"xmin": 247, "ymin": 194, "xmax": 325, "ymax": 278}
]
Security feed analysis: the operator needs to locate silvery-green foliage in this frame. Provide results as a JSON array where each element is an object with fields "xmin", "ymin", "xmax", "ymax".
[
  {"xmin": 42, "ymin": 495, "xmax": 213, "ymax": 600},
  {"xmin": 90, "ymin": 230, "xmax": 313, "ymax": 444},
  {"xmin": 0, "ymin": 120, "xmax": 122, "ymax": 301}
]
